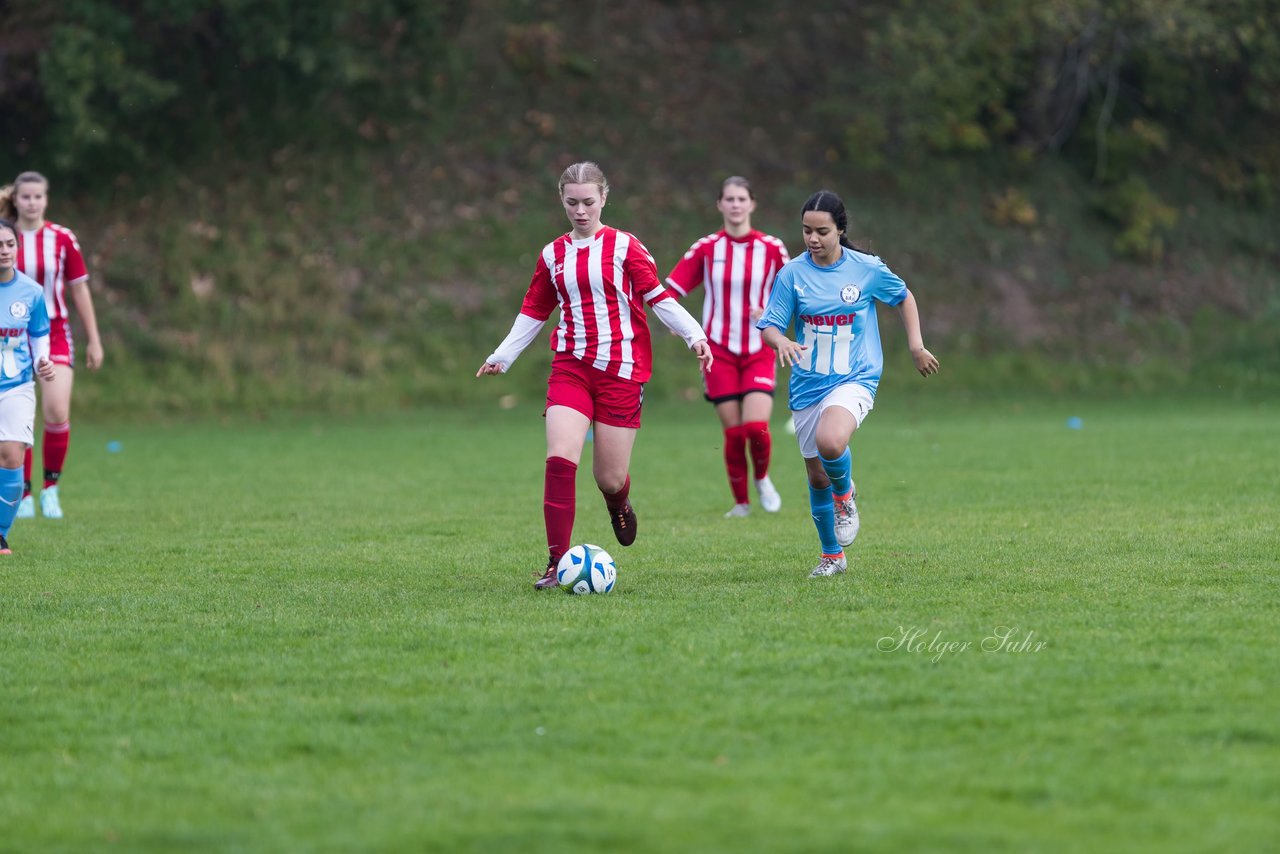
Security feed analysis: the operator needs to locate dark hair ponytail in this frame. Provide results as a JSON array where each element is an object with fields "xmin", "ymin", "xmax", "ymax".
[{"xmin": 801, "ymin": 190, "xmax": 866, "ymax": 253}]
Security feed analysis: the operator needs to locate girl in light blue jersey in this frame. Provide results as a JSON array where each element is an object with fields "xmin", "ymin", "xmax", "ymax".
[
  {"xmin": 756, "ymin": 191, "xmax": 938, "ymax": 578},
  {"xmin": 0, "ymin": 219, "xmax": 57, "ymax": 555}
]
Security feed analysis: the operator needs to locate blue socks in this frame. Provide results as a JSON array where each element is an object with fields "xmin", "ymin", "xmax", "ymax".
[
  {"xmin": 0, "ymin": 465, "xmax": 23, "ymax": 537},
  {"xmin": 819, "ymin": 448, "xmax": 853, "ymax": 498},
  {"xmin": 808, "ymin": 483, "xmax": 841, "ymax": 557}
]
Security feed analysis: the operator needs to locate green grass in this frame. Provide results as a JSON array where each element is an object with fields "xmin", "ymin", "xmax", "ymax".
[{"xmin": 2, "ymin": 394, "xmax": 1277, "ymax": 851}]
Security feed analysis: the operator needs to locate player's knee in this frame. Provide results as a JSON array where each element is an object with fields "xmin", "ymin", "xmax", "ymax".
[
  {"xmin": 594, "ymin": 473, "xmax": 625, "ymax": 494},
  {"xmin": 815, "ymin": 436, "xmax": 845, "ymax": 460},
  {"xmin": 42, "ymin": 395, "xmax": 71, "ymax": 423}
]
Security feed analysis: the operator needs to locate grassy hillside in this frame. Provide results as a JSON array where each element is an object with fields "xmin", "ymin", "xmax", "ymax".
[{"xmin": 46, "ymin": 2, "xmax": 1280, "ymax": 416}]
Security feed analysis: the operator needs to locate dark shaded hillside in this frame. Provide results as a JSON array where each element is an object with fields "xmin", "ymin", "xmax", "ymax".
[{"xmin": 7, "ymin": 0, "xmax": 1277, "ymax": 413}]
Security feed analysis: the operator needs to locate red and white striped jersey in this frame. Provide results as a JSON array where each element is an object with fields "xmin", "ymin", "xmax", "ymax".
[
  {"xmin": 15, "ymin": 223, "xmax": 88, "ymax": 321},
  {"xmin": 518, "ymin": 226, "xmax": 677, "ymax": 383},
  {"xmin": 666, "ymin": 229, "xmax": 789, "ymax": 355}
]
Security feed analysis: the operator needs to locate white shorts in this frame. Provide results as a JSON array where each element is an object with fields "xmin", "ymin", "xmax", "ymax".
[
  {"xmin": 792, "ymin": 383, "xmax": 874, "ymax": 458},
  {"xmin": 0, "ymin": 383, "xmax": 35, "ymax": 446}
]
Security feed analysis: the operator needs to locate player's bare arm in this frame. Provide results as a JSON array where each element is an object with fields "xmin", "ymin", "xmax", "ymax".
[
  {"xmin": 894, "ymin": 291, "xmax": 939, "ymax": 377},
  {"xmin": 760, "ymin": 326, "xmax": 807, "ymax": 367},
  {"xmin": 68, "ymin": 279, "xmax": 103, "ymax": 370}
]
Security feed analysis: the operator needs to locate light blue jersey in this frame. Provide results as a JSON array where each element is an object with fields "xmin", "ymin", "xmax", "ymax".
[
  {"xmin": 756, "ymin": 247, "xmax": 907, "ymax": 410},
  {"xmin": 0, "ymin": 270, "xmax": 51, "ymax": 392}
]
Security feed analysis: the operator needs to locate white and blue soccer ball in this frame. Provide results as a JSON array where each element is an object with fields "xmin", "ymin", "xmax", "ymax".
[{"xmin": 556, "ymin": 543, "xmax": 617, "ymax": 595}]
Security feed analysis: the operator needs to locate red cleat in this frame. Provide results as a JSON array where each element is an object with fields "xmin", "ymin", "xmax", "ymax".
[
  {"xmin": 608, "ymin": 501, "xmax": 638, "ymax": 547},
  {"xmin": 534, "ymin": 560, "xmax": 559, "ymax": 590}
]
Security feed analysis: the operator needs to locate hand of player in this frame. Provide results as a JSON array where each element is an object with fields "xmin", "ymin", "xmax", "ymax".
[
  {"xmin": 35, "ymin": 357, "xmax": 56, "ymax": 383},
  {"xmin": 774, "ymin": 338, "xmax": 809, "ymax": 367},
  {"xmin": 476, "ymin": 361, "xmax": 505, "ymax": 377},
  {"xmin": 692, "ymin": 339, "xmax": 714, "ymax": 373},
  {"xmin": 749, "ymin": 306, "xmax": 764, "ymax": 323},
  {"xmin": 911, "ymin": 347, "xmax": 939, "ymax": 377},
  {"xmin": 85, "ymin": 340, "xmax": 104, "ymax": 370}
]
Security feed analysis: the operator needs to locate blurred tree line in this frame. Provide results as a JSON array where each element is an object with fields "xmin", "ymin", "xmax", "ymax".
[
  {"xmin": 3, "ymin": 1, "xmax": 1276, "ymax": 180},
  {"xmin": 837, "ymin": 0, "xmax": 1279, "ymax": 257},
  {"xmin": 2, "ymin": 1, "xmax": 1275, "ymax": 221},
  {"xmin": 0, "ymin": 0, "xmax": 467, "ymax": 180}
]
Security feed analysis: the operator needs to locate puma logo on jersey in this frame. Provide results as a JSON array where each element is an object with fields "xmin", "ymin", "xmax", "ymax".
[{"xmin": 553, "ymin": 263, "xmax": 564, "ymax": 277}]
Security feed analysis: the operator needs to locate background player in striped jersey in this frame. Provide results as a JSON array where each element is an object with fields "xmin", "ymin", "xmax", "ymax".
[
  {"xmin": 0, "ymin": 219, "xmax": 58, "ymax": 553},
  {"xmin": 478, "ymin": 161, "xmax": 713, "ymax": 590},
  {"xmin": 667, "ymin": 177, "xmax": 789, "ymax": 518},
  {"xmin": 0, "ymin": 172, "xmax": 104, "ymax": 520},
  {"xmin": 757, "ymin": 190, "xmax": 939, "ymax": 578}
]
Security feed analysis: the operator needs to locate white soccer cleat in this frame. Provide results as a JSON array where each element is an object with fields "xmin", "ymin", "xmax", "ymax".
[
  {"xmin": 834, "ymin": 487, "xmax": 859, "ymax": 546},
  {"xmin": 809, "ymin": 555, "xmax": 847, "ymax": 577},
  {"xmin": 755, "ymin": 476, "xmax": 782, "ymax": 513},
  {"xmin": 40, "ymin": 485, "xmax": 63, "ymax": 520},
  {"xmin": 16, "ymin": 495, "xmax": 34, "ymax": 519},
  {"xmin": 724, "ymin": 503, "xmax": 751, "ymax": 518}
]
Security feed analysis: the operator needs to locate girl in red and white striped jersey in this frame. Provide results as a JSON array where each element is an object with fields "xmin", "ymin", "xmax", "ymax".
[
  {"xmin": 0, "ymin": 172, "xmax": 104, "ymax": 521},
  {"xmin": 667, "ymin": 177, "xmax": 790, "ymax": 518},
  {"xmin": 478, "ymin": 161, "xmax": 713, "ymax": 590}
]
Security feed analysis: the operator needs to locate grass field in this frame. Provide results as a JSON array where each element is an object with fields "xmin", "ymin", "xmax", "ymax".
[{"xmin": 2, "ymin": 393, "xmax": 1277, "ymax": 852}]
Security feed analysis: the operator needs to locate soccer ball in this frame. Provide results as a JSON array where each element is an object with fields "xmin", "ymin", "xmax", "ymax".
[{"xmin": 556, "ymin": 543, "xmax": 617, "ymax": 595}]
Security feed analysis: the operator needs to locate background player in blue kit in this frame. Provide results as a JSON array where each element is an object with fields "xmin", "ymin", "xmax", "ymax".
[
  {"xmin": 0, "ymin": 219, "xmax": 57, "ymax": 554},
  {"xmin": 757, "ymin": 191, "xmax": 939, "ymax": 578}
]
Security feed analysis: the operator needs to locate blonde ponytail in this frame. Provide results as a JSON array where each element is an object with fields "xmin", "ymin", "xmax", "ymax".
[{"xmin": 0, "ymin": 185, "xmax": 15, "ymax": 222}]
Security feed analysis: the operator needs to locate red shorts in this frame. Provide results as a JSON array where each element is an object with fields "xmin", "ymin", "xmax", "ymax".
[
  {"xmin": 49, "ymin": 318, "xmax": 74, "ymax": 367},
  {"xmin": 546, "ymin": 353, "xmax": 645, "ymax": 428},
  {"xmin": 703, "ymin": 340, "xmax": 776, "ymax": 403}
]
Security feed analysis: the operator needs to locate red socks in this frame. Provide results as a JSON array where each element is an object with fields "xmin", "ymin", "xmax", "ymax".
[
  {"xmin": 743, "ymin": 420, "xmax": 771, "ymax": 479},
  {"xmin": 723, "ymin": 425, "xmax": 750, "ymax": 504},
  {"xmin": 21, "ymin": 423, "xmax": 71, "ymax": 496},
  {"xmin": 724, "ymin": 421, "xmax": 771, "ymax": 503},
  {"xmin": 601, "ymin": 475, "xmax": 631, "ymax": 510},
  {"xmin": 544, "ymin": 456, "xmax": 577, "ymax": 566},
  {"xmin": 43, "ymin": 421, "xmax": 70, "ymax": 488}
]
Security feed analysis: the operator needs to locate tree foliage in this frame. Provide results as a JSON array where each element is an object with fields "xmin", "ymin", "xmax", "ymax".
[
  {"xmin": 1, "ymin": 0, "xmax": 466, "ymax": 178},
  {"xmin": 842, "ymin": 0, "xmax": 1279, "ymax": 192}
]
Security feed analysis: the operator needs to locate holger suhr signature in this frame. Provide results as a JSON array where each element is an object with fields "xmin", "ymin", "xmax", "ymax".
[{"xmin": 877, "ymin": 625, "xmax": 1047, "ymax": 663}]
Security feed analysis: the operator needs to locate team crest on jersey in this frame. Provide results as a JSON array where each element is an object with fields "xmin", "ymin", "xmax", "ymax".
[
  {"xmin": 9, "ymin": 301, "xmax": 27, "ymax": 320},
  {"xmin": 840, "ymin": 285, "xmax": 861, "ymax": 305}
]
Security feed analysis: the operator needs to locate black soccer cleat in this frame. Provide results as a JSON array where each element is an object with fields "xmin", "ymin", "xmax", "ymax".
[
  {"xmin": 0, "ymin": 534, "xmax": 10, "ymax": 555},
  {"xmin": 608, "ymin": 501, "xmax": 638, "ymax": 547}
]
